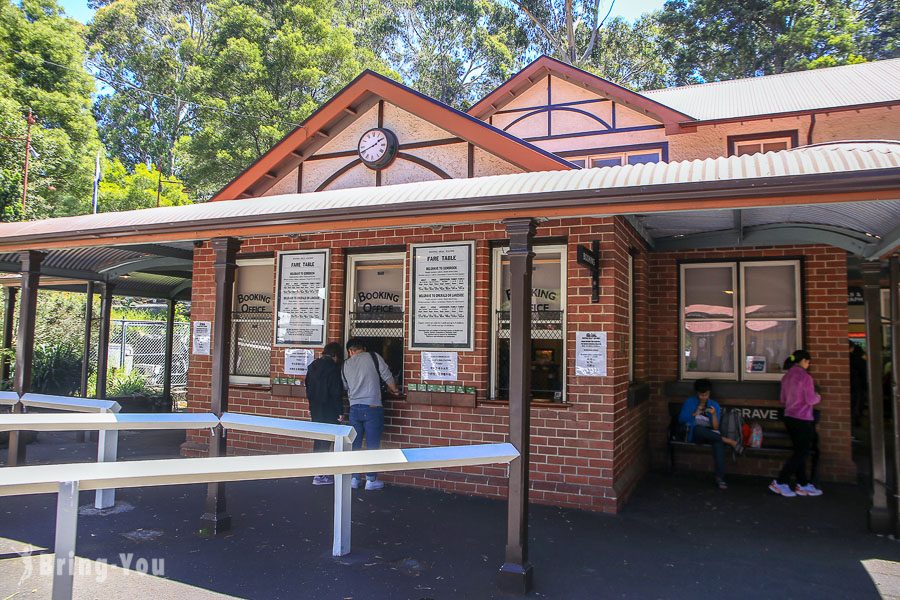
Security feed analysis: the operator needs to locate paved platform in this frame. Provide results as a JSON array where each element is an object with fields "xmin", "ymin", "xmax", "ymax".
[{"xmin": 2, "ymin": 430, "xmax": 899, "ymax": 599}]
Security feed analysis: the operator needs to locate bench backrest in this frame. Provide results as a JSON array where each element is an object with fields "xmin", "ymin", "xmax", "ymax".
[{"xmin": 667, "ymin": 401, "xmax": 783, "ymax": 422}]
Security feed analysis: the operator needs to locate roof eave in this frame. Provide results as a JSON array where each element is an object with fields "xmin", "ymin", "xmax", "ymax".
[{"xmin": 3, "ymin": 168, "xmax": 897, "ymax": 251}]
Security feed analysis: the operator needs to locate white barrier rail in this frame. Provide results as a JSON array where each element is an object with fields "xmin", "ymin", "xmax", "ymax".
[
  {"xmin": 0, "ymin": 391, "xmax": 18, "ymax": 406},
  {"xmin": 0, "ymin": 412, "xmax": 219, "ymax": 432},
  {"xmin": 0, "ymin": 443, "xmax": 518, "ymax": 600},
  {"xmin": 20, "ymin": 393, "xmax": 121, "ymax": 413},
  {"xmin": 220, "ymin": 411, "xmax": 356, "ymax": 556}
]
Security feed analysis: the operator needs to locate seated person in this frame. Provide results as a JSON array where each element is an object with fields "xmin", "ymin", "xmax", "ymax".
[{"xmin": 678, "ymin": 379, "xmax": 741, "ymax": 490}]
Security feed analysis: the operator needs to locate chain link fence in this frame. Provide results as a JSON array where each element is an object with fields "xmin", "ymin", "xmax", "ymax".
[{"xmin": 90, "ymin": 319, "xmax": 190, "ymax": 389}]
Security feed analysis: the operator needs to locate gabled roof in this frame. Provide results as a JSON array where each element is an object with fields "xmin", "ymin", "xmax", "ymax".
[
  {"xmin": 644, "ymin": 58, "xmax": 900, "ymax": 123},
  {"xmin": 211, "ymin": 70, "xmax": 574, "ymax": 201},
  {"xmin": 467, "ymin": 55, "xmax": 694, "ymax": 133}
]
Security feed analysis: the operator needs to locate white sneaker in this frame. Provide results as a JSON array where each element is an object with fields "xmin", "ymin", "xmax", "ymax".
[
  {"xmin": 769, "ymin": 480, "xmax": 797, "ymax": 497},
  {"xmin": 364, "ymin": 479, "xmax": 385, "ymax": 491},
  {"xmin": 795, "ymin": 483, "xmax": 823, "ymax": 497},
  {"xmin": 312, "ymin": 475, "xmax": 333, "ymax": 486},
  {"xmin": 350, "ymin": 476, "xmax": 360, "ymax": 489}
]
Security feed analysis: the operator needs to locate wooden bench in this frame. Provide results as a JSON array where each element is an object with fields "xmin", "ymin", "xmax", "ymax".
[
  {"xmin": 667, "ymin": 401, "xmax": 792, "ymax": 472},
  {"xmin": 0, "ymin": 442, "xmax": 518, "ymax": 600}
]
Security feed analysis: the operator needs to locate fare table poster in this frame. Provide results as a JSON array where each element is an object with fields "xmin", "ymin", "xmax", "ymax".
[
  {"xmin": 275, "ymin": 250, "xmax": 329, "ymax": 347},
  {"xmin": 410, "ymin": 242, "xmax": 475, "ymax": 351},
  {"xmin": 192, "ymin": 321, "xmax": 211, "ymax": 355},
  {"xmin": 575, "ymin": 331, "xmax": 607, "ymax": 376}
]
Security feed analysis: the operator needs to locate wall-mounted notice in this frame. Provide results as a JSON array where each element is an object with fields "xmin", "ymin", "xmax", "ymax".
[
  {"xmin": 275, "ymin": 250, "xmax": 329, "ymax": 347},
  {"xmin": 421, "ymin": 351, "xmax": 458, "ymax": 381},
  {"xmin": 410, "ymin": 242, "xmax": 474, "ymax": 350},
  {"xmin": 284, "ymin": 348, "xmax": 315, "ymax": 375},
  {"xmin": 575, "ymin": 331, "xmax": 607, "ymax": 376},
  {"xmin": 192, "ymin": 321, "xmax": 211, "ymax": 355}
]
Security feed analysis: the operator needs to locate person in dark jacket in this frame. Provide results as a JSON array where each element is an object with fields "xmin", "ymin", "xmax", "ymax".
[{"xmin": 306, "ymin": 342, "xmax": 345, "ymax": 485}]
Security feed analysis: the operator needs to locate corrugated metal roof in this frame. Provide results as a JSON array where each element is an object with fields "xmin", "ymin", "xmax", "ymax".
[
  {"xmin": 640, "ymin": 200, "xmax": 900, "ymax": 239},
  {"xmin": 645, "ymin": 59, "xmax": 900, "ymax": 121},
  {"xmin": 0, "ymin": 141, "xmax": 896, "ymax": 244}
]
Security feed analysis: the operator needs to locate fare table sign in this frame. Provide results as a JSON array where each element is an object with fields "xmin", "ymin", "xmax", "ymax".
[
  {"xmin": 575, "ymin": 331, "xmax": 607, "ymax": 376},
  {"xmin": 275, "ymin": 250, "xmax": 329, "ymax": 347},
  {"xmin": 192, "ymin": 321, "xmax": 211, "ymax": 355},
  {"xmin": 410, "ymin": 242, "xmax": 475, "ymax": 350}
]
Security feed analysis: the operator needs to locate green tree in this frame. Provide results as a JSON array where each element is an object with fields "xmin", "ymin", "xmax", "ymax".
[
  {"xmin": 372, "ymin": 0, "xmax": 526, "ymax": 109},
  {"xmin": 499, "ymin": 0, "xmax": 618, "ymax": 66},
  {"xmin": 582, "ymin": 14, "xmax": 674, "ymax": 90},
  {"xmin": 98, "ymin": 159, "xmax": 190, "ymax": 212},
  {"xmin": 88, "ymin": 0, "xmax": 212, "ymax": 177},
  {"xmin": 659, "ymin": 0, "xmax": 867, "ymax": 84},
  {"xmin": 856, "ymin": 0, "xmax": 899, "ymax": 59},
  {"xmin": 178, "ymin": 0, "xmax": 387, "ymax": 198},
  {"xmin": 0, "ymin": 0, "xmax": 103, "ymax": 221}
]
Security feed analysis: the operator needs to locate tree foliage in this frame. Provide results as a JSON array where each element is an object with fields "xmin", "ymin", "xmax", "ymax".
[
  {"xmin": 98, "ymin": 159, "xmax": 190, "ymax": 212},
  {"xmin": 372, "ymin": 0, "xmax": 526, "ymax": 108},
  {"xmin": 658, "ymin": 0, "xmax": 868, "ymax": 84},
  {"xmin": 581, "ymin": 14, "xmax": 674, "ymax": 90},
  {"xmin": 0, "ymin": 0, "xmax": 102, "ymax": 221}
]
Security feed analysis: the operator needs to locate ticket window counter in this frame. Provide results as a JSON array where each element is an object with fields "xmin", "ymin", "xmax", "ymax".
[
  {"xmin": 491, "ymin": 246, "xmax": 567, "ymax": 402},
  {"xmin": 346, "ymin": 253, "xmax": 405, "ymax": 386}
]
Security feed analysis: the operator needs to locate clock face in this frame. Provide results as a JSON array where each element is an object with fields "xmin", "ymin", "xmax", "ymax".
[{"xmin": 358, "ymin": 128, "xmax": 398, "ymax": 169}]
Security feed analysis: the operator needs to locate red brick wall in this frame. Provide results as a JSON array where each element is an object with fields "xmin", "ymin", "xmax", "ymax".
[
  {"xmin": 183, "ymin": 218, "xmax": 636, "ymax": 513},
  {"xmin": 646, "ymin": 245, "xmax": 856, "ymax": 482}
]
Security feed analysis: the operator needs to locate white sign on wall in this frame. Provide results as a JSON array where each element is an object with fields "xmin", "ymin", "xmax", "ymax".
[
  {"xmin": 275, "ymin": 250, "xmax": 329, "ymax": 347},
  {"xmin": 420, "ymin": 351, "xmax": 459, "ymax": 381},
  {"xmin": 284, "ymin": 348, "xmax": 315, "ymax": 375},
  {"xmin": 192, "ymin": 321, "xmax": 211, "ymax": 356},
  {"xmin": 575, "ymin": 331, "xmax": 607, "ymax": 376},
  {"xmin": 410, "ymin": 242, "xmax": 474, "ymax": 350}
]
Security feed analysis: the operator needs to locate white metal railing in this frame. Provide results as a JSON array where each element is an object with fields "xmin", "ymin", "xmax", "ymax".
[
  {"xmin": 0, "ymin": 390, "xmax": 17, "ymax": 406},
  {"xmin": 0, "ymin": 443, "xmax": 518, "ymax": 600}
]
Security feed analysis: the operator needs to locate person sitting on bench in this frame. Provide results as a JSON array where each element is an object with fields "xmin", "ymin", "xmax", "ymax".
[{"xmin": 678, "ymin": 379, "xmax": 741, "ymax": 490}]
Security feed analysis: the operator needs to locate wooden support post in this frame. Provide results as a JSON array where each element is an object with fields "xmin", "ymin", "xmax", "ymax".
[
  {"xmin": 862, "ymin": 260, "xmax": 890, "ymax": 533},
  {"xmin": 77, "ymin": 282, "xmax": 94, "ymax": 443},
  {"xmin": 890, "ymin": 254, "xmax": 900, "ymax": 537},
  {"xmin": 9, "ymin": 250, "xmax": 44, "ymax": 467},
  {"xmin": 162, "ymin": 298, "xmax": 176, "ymax": 411},
  {"xmin": 498, "ymin": 217, "xmax": 535, "ymax": 593},
  {"xmin": 1, "ymin": 286, "xmax": 16, "ymax": 386},
  {"xmin": 201, "ymin": 237, "xmax": 239, "ymax": 535},
  {"xmin": 95, "ymin": 283, "xmax": 114, "ymax": 400}
]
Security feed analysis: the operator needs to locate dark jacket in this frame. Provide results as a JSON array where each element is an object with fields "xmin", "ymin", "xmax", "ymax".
[{"xmin": 306, "ymin": 356, "xmax": 343, "ymax": 423}]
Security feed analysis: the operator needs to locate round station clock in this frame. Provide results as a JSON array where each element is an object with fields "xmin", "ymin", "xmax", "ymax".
[{"xmin": 357, "ymin": 128, "xmax": 399, "ymax": 170}]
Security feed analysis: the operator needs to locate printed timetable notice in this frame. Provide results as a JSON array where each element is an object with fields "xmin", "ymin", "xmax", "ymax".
[{"xmin": 410, "ymin": 242, "xmax": 474, "ymax": 350}]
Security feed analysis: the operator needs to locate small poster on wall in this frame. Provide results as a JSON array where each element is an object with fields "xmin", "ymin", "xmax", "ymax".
[
  {"xmin": 575, "ymin": 331, "xmax": 607, "ymax": 376},
  {"xmin": 275, "ymin": 250, "xmax": 329, "ymax": 347},
  {"xmin": 410, "ymin": 242, "xmax": 474, "ymax": 350},
  {"xmin": 421, "ymin": 351, "xmax": 458, "ymax": 381},
  {"xmin": 192, "ymin": 321, "xmax": 211, "ymax": 355},
  {"xmin": 284, "ymin": 348, "xmax": 315, "ymax": 375}
]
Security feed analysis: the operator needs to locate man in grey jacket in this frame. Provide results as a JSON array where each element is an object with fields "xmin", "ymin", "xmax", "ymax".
[{"xmin": 342, "ymin": 338, "xmax": 399, "ymax": 490}]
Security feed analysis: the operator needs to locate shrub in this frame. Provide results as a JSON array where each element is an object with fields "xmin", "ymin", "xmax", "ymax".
[
  {"xmin": 31, "ymin": 343, "xmax": 82, "ymax": 395},
  {"xmin": 107, "ymin": 367, "xmax": 151, "ymax": 397}
]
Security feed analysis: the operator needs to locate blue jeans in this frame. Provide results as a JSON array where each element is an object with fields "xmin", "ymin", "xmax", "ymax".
[
  {"xmin": 692, "ymin": 426, "xmax": 725, "ymax": 479},
  {"xmin": 350, "ymin": 404, "xmax": 384, "ymax": 481}
]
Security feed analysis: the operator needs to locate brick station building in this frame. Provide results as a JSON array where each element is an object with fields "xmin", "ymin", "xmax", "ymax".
[{"xmin": 1, "ymin": 56, "xmax": 899, "ymax": 521}]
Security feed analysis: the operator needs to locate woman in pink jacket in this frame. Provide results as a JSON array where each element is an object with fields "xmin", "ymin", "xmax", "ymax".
[{"xmin": 769, "ymin": 350, "xmax": 824, "ymax": 497}]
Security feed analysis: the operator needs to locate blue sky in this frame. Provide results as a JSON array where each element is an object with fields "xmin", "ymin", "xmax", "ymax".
[{"xmin": 59, "ymin": 0, "xmax": 667, "ymax": 25}]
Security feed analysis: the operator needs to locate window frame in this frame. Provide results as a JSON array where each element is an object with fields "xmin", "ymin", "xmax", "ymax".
[
  {"xmin": 727, "ymin": 130, "xmax": 799, "ymax": 157},
  {"xmin": 490, "ymin": 244, "xmax": 568, "ymax": 402},
  {"xmin": 230, "ymin": 257, "xmax": 275, "ymax": 385},
  {"xmin": 679, "ymin": 258, "xmax": 804, "ymax": 381},
  {"xmin": 344, "ymin": 251, "xmax": 407, "ymax": 348},
  {"xmin": 560, "ymin": 143, "xmax": 667, "ymax": 169}
]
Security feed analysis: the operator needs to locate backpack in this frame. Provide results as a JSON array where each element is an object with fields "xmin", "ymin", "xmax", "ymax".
[
  {"xmin": 720, "ymin": 407, "xmax": 744, "ymax": 446},
  {"xmin": 749, "ymin": 422, "xmax": 764, "ymax": 448}
]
